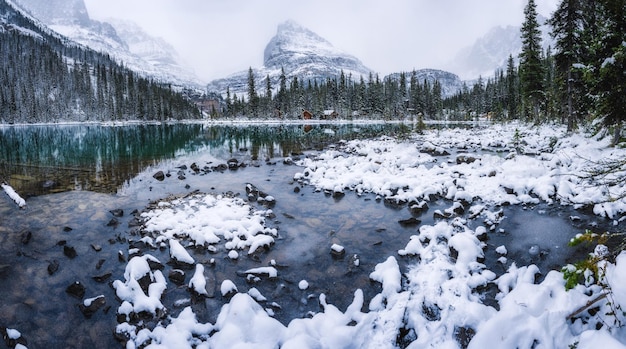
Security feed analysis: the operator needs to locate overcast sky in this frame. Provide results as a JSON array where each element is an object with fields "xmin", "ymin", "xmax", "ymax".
[{"xmin": 84, "ymin": 0, "xmax": 559, "ymax": 83}]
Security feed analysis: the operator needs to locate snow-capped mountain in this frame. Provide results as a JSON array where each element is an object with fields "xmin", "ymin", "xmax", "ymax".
[
  {"xmin": 14, "ymin": 0, "xmax": 201, "ymax": 87},
  {"xmin": 207, "ymin": 20, "xmax": 374, "ymax": 98},
  {"xmin": 446, "ymin": 16, "xmax": 554, "ymax": 80}
]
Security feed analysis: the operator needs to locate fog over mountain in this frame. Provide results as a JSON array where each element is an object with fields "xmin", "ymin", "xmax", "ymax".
[
  {"xmin": 14, "ymin": 0, "xmax": 201, "ymax": 86},
  {"xmin": 11, "ymin": 0, "xmax": 556, "ymax": 98},
  {"xmin": 206, "ymin": 20, "xmax": 375, "ymax": 98},
  {"xmin": 446, "ymin": 15, "xmax": 554, "ymax": 80}
]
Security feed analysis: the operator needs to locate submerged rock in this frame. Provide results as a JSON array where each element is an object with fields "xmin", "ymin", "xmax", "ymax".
[
  {"xmin": 92, "ymin": 271, "xmax": 112, "ymax": 283},
  {"xmin": 47, "ymin": 260, "xmax": 60, "ymax": 275},
  {"xmin": 398, "ymin": 217, "xmax": 422, "ymax": 226},
  {"xmin": 20, "ymin": 230, "xmax": 32, "ymax": 245}
]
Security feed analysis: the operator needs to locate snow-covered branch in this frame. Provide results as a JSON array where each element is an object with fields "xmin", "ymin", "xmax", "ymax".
[{"xmin": 1, "ymin": 183, "xmax": 26, "ymax": 208}]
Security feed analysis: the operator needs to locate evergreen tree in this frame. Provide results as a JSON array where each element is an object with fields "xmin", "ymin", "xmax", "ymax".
[
  {"xmin": 247, "ymin": 67, "xmax": 259, "ymax": 116},
  {"xmin": 264, "ymin": 74, "xmax": 272, "ymax": 115},
  {"xmin": 225, "ymin": 87, "xmax": 232, "ymax": 117},
  {"xmin": 549, "ymin": 0, "xmax": 586, "ymax": 131},
  {"xmin": 519, "ymin": 0, "xmax": 545, "ymax": 121},
  {"xmin": 585, "ymin": 0, "xmax": 626, "ymax": 143},
  {"xmin": 505, "ymin": 55, "xmax": 519, "ymax": 119},
  {"xmin": 276, "ymin": 67, "xmax": 288, "ymax": 116}
]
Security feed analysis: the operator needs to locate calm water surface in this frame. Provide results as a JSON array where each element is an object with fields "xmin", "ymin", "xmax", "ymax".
[{"xmin": 0, "ymin": 122, "xmax": 607, "ymax": 348}]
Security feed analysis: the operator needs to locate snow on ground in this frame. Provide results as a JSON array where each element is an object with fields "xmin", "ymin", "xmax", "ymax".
[{"xmin": 113, "ymin": 122, "xmax": 626, "ymax": 348}]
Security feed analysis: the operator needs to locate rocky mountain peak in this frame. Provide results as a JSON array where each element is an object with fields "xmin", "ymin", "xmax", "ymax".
[
  {"xmin": 263, "ymin": 20, "xmax": 333, "ymax": 66},
  {"xmin": 15, "ymin": 0, "xmax": 89, "ymax": 26},
  {"xmin": 208, "ymin": 20, "xmax": 373, "ymax": 98}
]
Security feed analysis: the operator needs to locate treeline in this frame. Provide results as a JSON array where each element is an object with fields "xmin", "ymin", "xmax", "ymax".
[
  {"xmin": 224, "ymin": 0, "xmax": 626, "ymax": 142},
  {"xmin": 449, "ymin": 0, "xmax": 626, "ymax": 140},
  {"xmin": 0, "ymin": 0, "xmax": 200, "ymax": 123},
  {"xmin": 223, "ymin": 68, "xmax": 446, "ymax": 119}
]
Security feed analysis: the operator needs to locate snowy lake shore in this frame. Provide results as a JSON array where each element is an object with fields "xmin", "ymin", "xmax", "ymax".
[
  {"xmin": 2, "ymin": 121, "xmax": 626, "ymax": 348},
  {"xmin": 113, "ymin": 122, "xmax": 626, "ymax": 348}
]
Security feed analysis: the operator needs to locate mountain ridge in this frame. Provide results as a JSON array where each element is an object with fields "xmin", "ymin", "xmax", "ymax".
[{"xmin": 14, "ymin": 0, "xmax": 202, "ymax": 87}]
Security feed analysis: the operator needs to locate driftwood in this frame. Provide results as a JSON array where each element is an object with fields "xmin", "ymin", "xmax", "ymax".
[
  {"xmin": 1, "ymin": 175, "xmax": 26, "ymax": 208},
  {"xmin": 566, "ymin": 292, "xmax": 608, "ymax": 320}
]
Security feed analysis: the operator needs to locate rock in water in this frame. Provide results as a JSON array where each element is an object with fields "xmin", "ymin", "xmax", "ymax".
[
  {"xmin": 47, "ymin": 260, "xmax": 60, "ymax": 275},
  {"xmin": 63, "ymin": 246, "xmax": 77, "ymax": 259},
  {"xmin": 398, "ymin": 217, "xmax": 421, "ymax": 226},
  {"xmin": 20, "ymin": 230, "xmax": 32, "ymax": 245},
  {"xmin": 153, "ymin": 171, "xmax": 165, "ymax": 181},
  {"xmin": 66, "ymin": 281, "xmax": 85, "ymax": 299},
  {"xmin": 79, "ymin": 295, "xmax": 106, "ymax": 318},
  {"xmin": 92, "ymin": 271, "xmax": 112, "ymax": 283}
]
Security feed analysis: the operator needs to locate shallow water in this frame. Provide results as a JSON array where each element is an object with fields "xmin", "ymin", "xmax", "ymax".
[{"xmin": 0, "ymin": 122, "xmax": 612, "ymax": 348}]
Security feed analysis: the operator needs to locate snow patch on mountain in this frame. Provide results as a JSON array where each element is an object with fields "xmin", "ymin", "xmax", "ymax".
[
  {"xmin": 207, "ymin": 20, "xmax": 374, "ymax": 98},
  {"xmin": 14, "ymin": 0, "xmax": 201, "ymax": 87}
]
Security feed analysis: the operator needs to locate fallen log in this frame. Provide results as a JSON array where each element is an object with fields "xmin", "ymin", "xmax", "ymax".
[{"xmin": 1, "ymin": 182, "xmax": 26, "ymax": 208}]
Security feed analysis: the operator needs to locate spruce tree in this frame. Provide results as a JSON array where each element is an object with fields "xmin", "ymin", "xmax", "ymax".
[
  {"xmin": 549, "ymin": 0, "xmax": 586, "ymax": 131},
  {"xmin": 586, "ymin": 0, "xmax": 626, "ymax": 143},
  {"xmin": 247, "ymin": 67, "xmax": 259, "ymax": 117},
  {"xmin": 519, "ymin": 0, "xmax": 545, "ymax": 121},
  {"xmin": 505, "ymin": 55, "xmax": 519, "ymax": 119}
]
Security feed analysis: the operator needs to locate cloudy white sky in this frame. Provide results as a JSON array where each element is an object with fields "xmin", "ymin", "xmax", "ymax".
[{"xmin": 84, "ymin": 0, "xmax": 558, "ymax": 83}]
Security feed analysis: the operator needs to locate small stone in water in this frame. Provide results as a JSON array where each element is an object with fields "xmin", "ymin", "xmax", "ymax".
[
  {"xmin": 47, "ymin": 260, "xmax": 59, "ymax": 275},
  {"xmin": 66, "ymin": 281, "xmax": 85, "ymax": 299},
  {"xmin": 63, "ymin": 246, "xmax": 77, "ymax": 259},
  {"xmin": 528, "ymin": 245, "xmax": 540, "ymax": 256},
  {"xmin": 79, "ymin": 295, "xmax": 106, "ymax": 318},
  {"xmin": 63, "ymin": 226, "xmax": 73, "ymax": 232},
  {"xmin": 91, "ymin": 244, "xmax": 102, "ymax": 252},
  {"xmin": 96, "ymin": 259, "xmax": 106, "ymax": 270},
  {"xmin": 398, "ymin": 217, "xmax": 421, "ymax": 226},
  {"xmin": 169, "ymin": 269, "xmax": 185, "ymax": 285},
  {"xmin": 20, "ymin": 230, "xmax": 32, "ymax": 245},
  {"xmin": 153, "ymin": 171, "xmax": 165, "ymax": 181},
  {"xmin": 92, "ymin": 271, "xmax": 112, "ymax": 283},
  {"xmin": 331, "ymin": 244, "xmax": 345, "ymax": 258},
  {"xmin": 109, "ymin": 209, "xmax": 124, "ymax": 217}
]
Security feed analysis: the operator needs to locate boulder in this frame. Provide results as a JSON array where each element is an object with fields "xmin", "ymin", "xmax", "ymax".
[{"xmin": 152, "ymin": 171, "xmax": 165, "ymax": 181}]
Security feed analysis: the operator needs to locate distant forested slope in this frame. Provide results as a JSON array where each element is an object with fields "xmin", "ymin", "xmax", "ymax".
[{"xmin": 0, "ymin": 0, "xmax": 200, "ymax": 123}]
